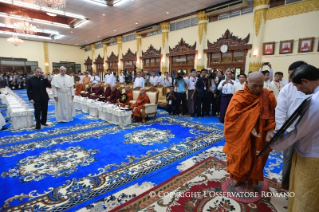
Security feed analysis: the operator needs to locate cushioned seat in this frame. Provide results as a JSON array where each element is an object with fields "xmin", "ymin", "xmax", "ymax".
[{"xmin": 140, "ymin": 90, "xmax": 159, "ymax": 122}]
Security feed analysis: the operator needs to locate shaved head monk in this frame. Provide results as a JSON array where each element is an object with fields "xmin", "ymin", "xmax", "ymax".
[
  {"xmin": 130, "ymin": 88, "xmax": 150, "ymax": 122},
  {"xmin": 223, "ymin": 72, "xmax": 277, "ymax": 192}
]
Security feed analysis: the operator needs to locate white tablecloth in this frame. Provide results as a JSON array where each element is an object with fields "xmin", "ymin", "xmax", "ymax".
[
  {"xmin": 2, "ymin": 92, "xmax": 35, "ymax": 130},
  {"xmin": 98, "ymin": 104, "xmax": 132, "ymax": 126},
  {"xmin": 0, "ymin": 113, "xmax": 5, "ymax": 128}
]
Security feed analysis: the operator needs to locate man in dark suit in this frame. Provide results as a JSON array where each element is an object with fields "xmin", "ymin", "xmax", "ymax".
[
  {"xmin": 192, "ymin": 69, "xmax": 210, "ymax": 117},
  {"xmin": 27, "ymin": 67, "xmax": 51, "ymax": 129}
]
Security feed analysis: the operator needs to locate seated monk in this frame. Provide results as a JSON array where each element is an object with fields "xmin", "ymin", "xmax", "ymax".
[
  {"xmin": 130, "ymin": 88, "xmax": 150, "ymax": 122},
  {"xmin": 107, "ymin": 85, "xmax": 121, "ymax": 104},
  {"xmin": 120, "ymin": 85, "xmax": 133, "ymax": 107},
  {"xmin": 223, "ymin": 72, "xmax": 276, "ymax": 192},
  {"xmin": 90, "ymin": 82, "xmax": 104, "ymax": 100},
  {"xmin": 83, "ymin": 83, "xmax": 94, "ymax": 98},
  {"xmin": 75, "ymin": 79, "xmax": 84, "ymax": 96}
]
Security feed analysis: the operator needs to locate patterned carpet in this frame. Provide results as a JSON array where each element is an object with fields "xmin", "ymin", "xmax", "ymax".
[{"xmin": 0, "ymin": 90, "xmax": 286, "ymax": 212}]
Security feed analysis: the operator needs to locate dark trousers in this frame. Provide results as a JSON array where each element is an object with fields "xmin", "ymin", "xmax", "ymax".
[
  {"xmin": 34, "ymin": 99, "xmax": 49, "ymax": 127},
  {"xmin": 219, "ymin": 94, "xmax": 233, "ymax": 123},
  {"xmin": 197, "ymin": 96, "xmax": 210, "ymax": 117},
  {"xmin": 176, "ymin": 92, "xmax": 187, "ymax": 115},
  {"xmin": 164, "ymin": 104, "xmax": 177, "ymax": 115},
  {"xmin": 209, "ymin": 92, "xmax": 217, "ymax": 116}
]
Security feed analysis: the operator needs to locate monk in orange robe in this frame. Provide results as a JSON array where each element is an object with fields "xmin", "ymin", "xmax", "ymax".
[
  {"xmin": 120, "ymin": 85, "xmax": 133, "ymax": 107},
  {"xmin": 130, "ymin": 88, "xmax": 150, "ymax": 122},
  {"xmin": 75, "ymin": 79, "xmax": 84, "ymax": 96},
  {"xmin": 223, "ymin": 72, "xmax": 277, "ymax": 192}
]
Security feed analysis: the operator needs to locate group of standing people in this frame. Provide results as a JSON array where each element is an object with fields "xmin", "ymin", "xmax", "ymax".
[{"xmin": 0, "ymin": 71, "xmax": 31, "ymax": 89}]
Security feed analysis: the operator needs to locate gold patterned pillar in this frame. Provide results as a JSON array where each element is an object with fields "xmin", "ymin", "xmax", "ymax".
[
  {"xmin": 160, "ymin": 22, "xmax": 169, "ymax": 72},
  {"xmin": 197, "ymin": 11, "xmax": 208, "ymax": 69},
  {"xmin": 103, "ymin": 42, "xmax": 107, "ymax": 73},
  {"xmin": 91, "ymin": 44, "xmax": 95, "ymax": 73},
  {"xmin": 136, "ymin": 33, "xmax": 142, "ymax": 70},
  {"xmin": 43, "ymin": 42, "xmax": 49, "ymax": 74},
  {"xmin": 249, "ymin": 0, "xmax": 270, "ymax": 72},
  {"xmin": 117, "ymin": 36, "xmax": 123, "ymax": 74}
]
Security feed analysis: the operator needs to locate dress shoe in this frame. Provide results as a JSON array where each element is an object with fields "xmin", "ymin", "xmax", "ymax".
[
  {"xmin": 42, "ymin": 123, "xmax": 48, "ymax": 126},
  {"xmin": 35, "ymin": 126, "xmax": 41, "ymax": 130}
]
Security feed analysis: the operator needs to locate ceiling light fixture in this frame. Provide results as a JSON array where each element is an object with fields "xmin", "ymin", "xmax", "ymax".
[
  {"xmin": 135, "ymin": 23, "xmax": 138, "ymax": 24},
  {"xmin": 46, "ymin": 12, "xmax": 57, "ymax": 17},
  {"xmin": 114, "ymin": 30, "xmax": 116, "ymax": 31},
  {"xmin": 103, "ymin": 14, "xmax": 105, "ymax": 16},
  {"xmin": 14, "ymin": 21, "xmax": 37, "ymax": 34},
  {"xmin": 34, "ymin": 0, "xmax": 66, "ymax": 10},
  {"xmin": 166, "ymin": 12, "xmax": 169, "ymax": 14},
  {"xmin": 7, "ymin": 35, "xmax": 24, "ymax": 46}
]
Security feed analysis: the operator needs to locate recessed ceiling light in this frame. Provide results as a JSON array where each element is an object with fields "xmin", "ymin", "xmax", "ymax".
[
  {"xmin": 71, "ymin": 31, "xmax": 73, "ymax": 33},
  {"xmin": 98, "ymin": 36, "xmax": 100, "ymax": 37},
  {"xmin": 166, "ymin": 12, "xmax": 169, "ymax": 14},
  {"xmin": 103, "ymin": 14, "xmax": 105, "ymax": 16},
  {"xmin": 46, "ymin": 12, "xmax": 57, "ymax": 17},
  {"xmin": 114, "ymin": 30, "xmax": 116, "ymax": 31},
  {"xmin": 135, "ymin": 23, "xmax": 138, "ymax": 24},
  {"xmin": 76, "ymin": 44, "xmax": 78, "ymax": 45}
]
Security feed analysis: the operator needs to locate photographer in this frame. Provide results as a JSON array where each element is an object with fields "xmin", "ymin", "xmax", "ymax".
[
  {"xmin": 259, "ymin": 62, "xmax": 273, "ymax": 82},
  {"xmin": 174, "ymin": 71, "xmax": 187, "ymax": 115},
  {"xmin": 192, "ymin": 69, "xmax": 209, "ymax": 118},
  {"xmin": 164, "ymin": 86, "xmax": 178, "ymax": 115}
]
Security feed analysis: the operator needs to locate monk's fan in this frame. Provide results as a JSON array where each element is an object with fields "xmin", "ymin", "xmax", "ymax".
[{"xmin": 257, "ymin": 96, "xmax": 312, "ymax": 158}]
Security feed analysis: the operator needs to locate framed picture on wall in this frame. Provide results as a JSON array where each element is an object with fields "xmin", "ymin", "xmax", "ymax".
[
  {"xmin": 263, "ymin": 42, "xmax": 275, "ymax": 55},
  {"xmin": 298, "ymin": 37, "xmax": 314, "ymax": 53},
  {"xmin": 317, "ymin": 41, "xmax": 319, "ymax": 52},
  {"xmin": 279, "ymin": 40, "xmax": 293, "ymax": 54}
]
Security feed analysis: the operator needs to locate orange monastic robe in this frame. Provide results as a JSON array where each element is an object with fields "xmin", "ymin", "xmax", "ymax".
[
  {"xmin": 121, "ymin": 90, "xmax": 133, "ymax": 107},
  {"xmin": 223, "ymin": 84, "xmax": 277, "ymax": 185},
  {"xmin": 83, "ymin": 77, "xmax": 91, "ymax": 85},
  {"xmin": 130, "ymin": 93, "xmax": 150, "ymax": 117},
  {"xmin": 75, "ymin": 84, "xmax": 84, "ymax": 96}
]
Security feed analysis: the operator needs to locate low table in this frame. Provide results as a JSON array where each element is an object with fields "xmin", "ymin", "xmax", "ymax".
[{"xmin": 98, "ymin": 104, "xmax": 132, "ymax": 126}]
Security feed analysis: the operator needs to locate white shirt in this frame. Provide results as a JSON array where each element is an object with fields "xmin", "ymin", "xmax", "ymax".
[
  {"xmin": 104, "ymin": 74, "xmax": 116, "ymax": 86},
  {"xmin": 275, "ymin": 82, "xmax": 309, "ymax": 132},
  {"xmin": 259, "ymin": 68, "xmax": 273, "ymax": 82},
  {"xmin": 264, "ymin": 80, "xmax": 271, "ymax": 90},
  {"xmin": 271, "ymin": 86, "xmax": 319, "ymax": 158},
  {"xmin": 164, "ymin": 77, "xmax": 172, "ymax": 87},
  {"xmin": 157, "ymin": 76, "xmax": 164, "ymax": 85},
  {"xmin": 232, "ymin": 82, "xmax": 246, "ymax": 94},
  {"xmin": 149, "ymin": 76, "xmax": 159, "ymax": 86},
  {"xmin": 270, "ymin": 81, "xmax": 285, "ymax": 99},
  {"xmin": 187, "ymin": 76, "xmax": 196, "ymax": 90},
  {"xmin": 218, "ymin": 79, "xmax": 236, "ymax": 94},
  {"xmin": 133, "ymin": 77, "xmax": 145, "ymax": 88},
  {"xmin": 79, "ymin": 75, "xmax": 84, "ymax": 83},
  {"xmin": 90, "ymin": 75, "xmax": 100, "ymax": 83}
]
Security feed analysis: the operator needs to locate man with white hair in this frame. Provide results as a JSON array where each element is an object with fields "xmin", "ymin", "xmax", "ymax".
[{"xmin": 51, "ymin": 66, "xmax": 75, "ymax": 122}]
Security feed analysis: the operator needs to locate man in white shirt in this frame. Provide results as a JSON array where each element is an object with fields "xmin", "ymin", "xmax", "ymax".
[
  {"xmin": 149, "ymin": 71, "xmax": 159, "ymax": 86},
  {"xmin": 261, "ymin": 70, "xmax": 272, "ymax": 90},
  {"xmin": 157, "ymin": 72, "xmax": 164, "ymax": 86},
  {"xmin": 90, "ymin": 72, "xmax": 100, "ymax": 84},
  {"xmin": 259, "ymin": 62, "xmax": 273, "ymax": 82},
  {"xmin": 104, "ymin": 69, "xmax": 116, "ymax": 86},
  {"xmin": 270, "ymin": 72, "xmax": 286, "ymax": 99},
  {"xmin": 217, "ymin": 71, "xmax": 236, "ymax": 123},
  {"xmin": 133, "ymin": 72, "xmax": 145, "ymax": 88},
  {"xmin": 274, "ymin": 61, "xmax": 308, "ymax": 190},
  {"xmin": 164, "ymin": 72, "xmax": 172, "ymax": 87},
  {"xmin": 79, "ymin": 73, "xmax": 84, "ymax": 83},
  {"xmin": 187, "ymin": 69, "xmax": 197, "ymax": 116},
  {"xmin": 268, "ymin": 64, "xmax": 319, "ymax": 212},
  {"xmin": 232, "ymin": 73, "xmax": 246, "ymax": 93}
]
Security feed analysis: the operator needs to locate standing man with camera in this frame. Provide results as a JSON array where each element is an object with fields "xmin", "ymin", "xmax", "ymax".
[
  {"xmin": 192, "ymin": 69, "xmax": 210, "ymax": 118},
  {"xmin": 27, "ymin": 67, "xmax": 51, "ymax": 130},
  {"xmin": 175, "ymin": 71, "xmax": 187, "ymax": 115}
]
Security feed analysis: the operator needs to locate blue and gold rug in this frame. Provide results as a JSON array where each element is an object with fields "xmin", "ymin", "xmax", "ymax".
[{"xmin": 0, "ymin": 90, "xmax": 284, "ymax": 212}]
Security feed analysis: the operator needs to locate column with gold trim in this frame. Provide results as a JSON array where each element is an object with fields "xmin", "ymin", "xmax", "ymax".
[
  {"xmin": 91, "ymin": 44, "xmax": 96, "ymax": 73},
  {"xmin": 136, "ymin": 33, "xmax": 142, "ymax": 72},
  {"xmin": 160, "ymin": 22, "xmax": 169, "ymax": 73},
  {"xmin": 43, "ymin": 42, "xmax": 49, "ymax": 74},
  {"xmin": 197, "ymin": 11, "xmax": 208, "ymax": 71},
  {"xmin": 117, "ymin": 36, "xmax": 123, "ymax": 74},
  {"xmin": 249, "ymin": 0, "xmax": 270, "ymax": 72},
  {"xmin": 102, "ymin": 42, "xmax": 107, "ymax": 75}
]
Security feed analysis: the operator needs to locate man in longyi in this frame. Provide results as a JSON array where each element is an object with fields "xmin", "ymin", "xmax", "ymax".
[
  {"xmin": 223, "ymin": 72, "xmax": 277, "ymax": 192},
  {"xmin": 120, "ymin": 85, "xmax": 133, "ymax": 107},
  {"xmin": 89, "ymin": 82, "xmax": 104, "ymax": 100},
  {"xmin": 130, "ymin": 88, "xmax": 150, "ymax": 122},
  {"xmin": 51, "ymin": 66, "xmax": 76, "ymax": 122}
]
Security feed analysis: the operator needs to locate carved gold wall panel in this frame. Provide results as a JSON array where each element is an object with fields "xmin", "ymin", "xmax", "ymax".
[
  {"xmin": 160, "ymin": 22, "xmax": 169, "ymax": 48},
  {"xmin": 249, "ymin": 62, "xmax": 262, "ymax": 72},
  {"xmin": 266, "ymin": 0, "xmax": 319, "ymax": 20},
  {"xmin": 197, "ymin": 11, "xmax": 208, "ymax": 44},
  {"xmin": 43, "ymin": 42, "xmax": 49, "ymax": 74},
  {"xmin": 254, "ymin": 8, "xmax": 268, "ymax": 37},
  {"xmin": 254, "ymin": 0, "xmax": 270, "ymax": 8}
]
